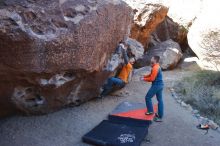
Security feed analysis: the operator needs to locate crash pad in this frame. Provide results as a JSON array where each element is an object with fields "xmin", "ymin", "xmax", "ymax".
[
  {"xmin": 82, "ymin": 120, "xmax": 148, "ymax": 146},
  {"xmin": 82, "ymin": 101, "xmax": 157, "ymax": 146},
  {"xmin": 109, "ymin": 101, "xmax": 158, "ymax": 121}
]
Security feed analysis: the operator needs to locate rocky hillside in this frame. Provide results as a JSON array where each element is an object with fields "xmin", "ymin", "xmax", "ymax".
[
  {"xmin": 0, "ymin": 0, "xmax": 219, "ymax": 116},
  {"xmin": 124, "ymin": 0, "xmax": 220, "ymax": 71}
]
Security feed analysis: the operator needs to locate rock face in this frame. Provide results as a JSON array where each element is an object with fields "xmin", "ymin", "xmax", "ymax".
[
  {"xmin": 0, "ymin": 0, "xmax": 132, "ymax": 116},
  {"xmin": 188, "ymin": 0, "xmax": 220, "ymax": 71},
  {"xmin": 149, "ymin": 16, "xmax": 188, "ymax": 49},
  {"xmin": 130, "ymin": 4, "xmax": 168, "ymax": 49},
  {"xmin": 122, "ymin": 0, "xmax": 168, "ymax": 49},
  {"xmin": 125, "ymin": 38, "xmax": 144, "ymax": 60},
  {"xmin": 135, "ymin": 39, "xmax": 183, "ymax": 70}
]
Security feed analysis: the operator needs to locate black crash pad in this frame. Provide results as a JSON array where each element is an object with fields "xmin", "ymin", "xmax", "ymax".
[{"xmin": 82, "ymin": 120, "xmax": 148, "ymax": 146}]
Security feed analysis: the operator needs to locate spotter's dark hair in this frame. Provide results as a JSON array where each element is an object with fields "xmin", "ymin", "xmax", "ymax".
[{"xmin": 153, "ymin": 56, "xmax": 160, "ymax": 63}]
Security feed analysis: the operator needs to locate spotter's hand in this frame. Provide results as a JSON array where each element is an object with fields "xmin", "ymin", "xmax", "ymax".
[{"xmin": 140, "ymin": 77, "xmax": 145, "ymax": 81}]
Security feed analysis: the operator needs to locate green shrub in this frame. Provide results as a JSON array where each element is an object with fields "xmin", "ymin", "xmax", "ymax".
[{"xmin": 174, "ymin": 70, "xmax": 220, "ymax": 124}]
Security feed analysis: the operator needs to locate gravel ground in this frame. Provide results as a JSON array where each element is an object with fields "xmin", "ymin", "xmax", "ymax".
[{"xmin": 0, "ymin": 69, "xmax": 220, "ymax": 146}]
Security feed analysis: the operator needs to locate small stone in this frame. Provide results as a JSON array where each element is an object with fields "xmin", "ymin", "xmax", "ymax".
[
  {"xmin": 176, "ymin": 99, "xmax": 182, "ymax": 104},
  {"xmin": 125, "ymin": 90, "xmax": 130, "ymax": 95},
  {"xmin": 208, "ymin": 120, "xmax": 219, "ymax": 130},
  {"xmin": 173, "ymin": 96, "xmax": 177, "ymax": 100},
  {"xmin": 192, "ymin": 110, "xmax": 199, "ymax": 114},
  {"xmin": 12, "ymin": 136, "xmax": 15, "ymax": 139},
  {"xmin": 187, "ymin": 105, "xmax": 193, "ymax": 112},
  {"xmin": 194, "ymin": 114, "xmax": 200, "ymax": 118},
  {"xmin": 180, "ymin": 101, "xmax": 188, "ymax": 108}
]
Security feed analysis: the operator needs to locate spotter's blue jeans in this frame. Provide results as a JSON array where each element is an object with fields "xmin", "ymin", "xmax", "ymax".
[{"xmin": 145, "ymin": 85, "xmax": 164, "ymax": 118}]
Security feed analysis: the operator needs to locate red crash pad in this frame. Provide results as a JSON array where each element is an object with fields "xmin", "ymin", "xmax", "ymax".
[{"xmin": 112, "ymin": 106, "xmax": 158, "ymax": 121}]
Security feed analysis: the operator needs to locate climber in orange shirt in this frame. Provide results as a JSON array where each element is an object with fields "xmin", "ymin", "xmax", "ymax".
[{"xmin": 100, "ymin": 42, "xmax": 135, "ymax": 97}]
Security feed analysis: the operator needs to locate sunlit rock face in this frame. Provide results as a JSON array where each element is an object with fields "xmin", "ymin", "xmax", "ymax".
[
  {"xmin": 188, "ymin": 0, "xmax": 220, "ymax": 71},
  {"xmin": 161, "ymin": 0, "xmax": 202, "ymax": 28},
  {"xmin": 0, "ymin": 0, "xmax": 132, "ymax": 116},
  {"xmin": 131, "ymin": 4, "xmax": 168, "ymax": 49},
  {"xmin": 122, "ymin": 0, "xmax": 202, "ymax": 49},
  {"xmin": 123, "ymin": 0, "xmax": 168, "ymax": 49}
]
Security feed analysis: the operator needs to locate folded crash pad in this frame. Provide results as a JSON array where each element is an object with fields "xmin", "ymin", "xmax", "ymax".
[
  {"xmin": 82, "ymin": 101, "xmax": 157, "ymax": 146},
  {"xmin": 109, "ymin": 101, "xmax": 158, "ymax": 122}
]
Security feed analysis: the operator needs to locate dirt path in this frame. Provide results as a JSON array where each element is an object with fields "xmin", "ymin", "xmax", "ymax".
[{"xmin": 0, "ymin": 69, "xmax": 220, "ymax": 146}]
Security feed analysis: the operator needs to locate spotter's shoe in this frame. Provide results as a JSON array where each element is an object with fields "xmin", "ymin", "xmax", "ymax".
[
  {"xmin": 145, "ymin": 112, "xmax": 154, "ymax": 115},
  {"xmin": 154, "ymin": 117, "xmax": 163, "ymax": 122}
]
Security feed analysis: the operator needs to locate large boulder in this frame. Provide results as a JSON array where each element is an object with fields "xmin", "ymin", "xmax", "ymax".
[
  {"xmin": 123, "ymin": 0, "xmax": 203, "ymax": 52},
  {"xmin": 0, "ymin": 0, "xmax": 132, "ymax": 116},
  {"xmin": 135, "ymin": 39, "xmax": 183, "ymax": 70},
  {"xmin": 123, "ymin": 0, "xmax": 168, "ymax": 49},
  {"xmin": 147, "ymin": 0, "xmax": 203, "ymax": 51},
  {"xmin": 149, "ymin": 16, "xmax": 188, "ymax": 49},
  {"xmin": 188, "ymin": 0, "xmax": 220, "ymax": 71}
]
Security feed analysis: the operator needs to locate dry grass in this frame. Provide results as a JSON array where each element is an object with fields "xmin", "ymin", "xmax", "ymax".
[{"xmin": 174, "ymin": 71, "xmax": 220, "ymax": 124}]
